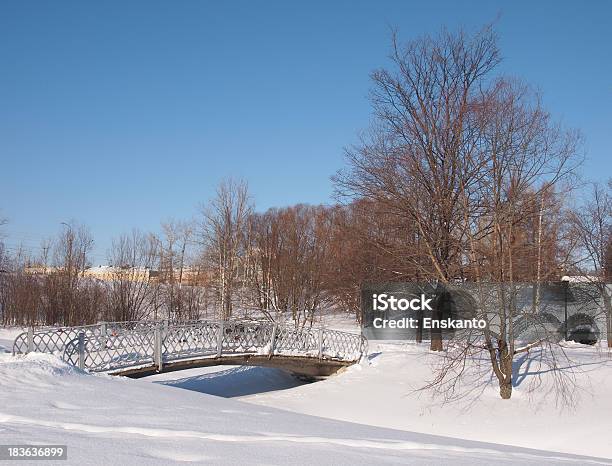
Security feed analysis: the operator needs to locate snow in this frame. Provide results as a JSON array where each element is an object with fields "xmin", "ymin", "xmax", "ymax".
[
  {"xmin": 0, "ymin": 327, "xmax": 24, "ymax": 353},
  {"xmin": 243, "ymin": 339, "xmax": 612, "ymax": 459},
  {"xmin": 147, "ymin": 365, "xmax": 307, "ymax": 397},
  {"xmin": 2, "ymin": 317, "xmax": 611, "ymax": 464},
  {"xmin": 1, "ymin": 351, "xmax": 607, "ymax": 464}
]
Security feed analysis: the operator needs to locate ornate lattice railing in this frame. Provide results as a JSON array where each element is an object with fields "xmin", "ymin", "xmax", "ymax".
[
  {"xmin": 63, "ymin": 328, "xmax": 156, "ymax": 371},
  {"xmin": 13, "ymin": 319, "xmax": 367, "ymax": 373},
  {"xmin": 11, "ymin": 320, "xmax": 163, "ymax": 354},
  {"xmin": 163, "ymin": 321, "xmax": 220, "ymax": 362}
]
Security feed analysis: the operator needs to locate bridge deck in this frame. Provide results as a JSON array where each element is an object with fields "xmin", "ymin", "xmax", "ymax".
[{"xmin": 116, "ymin": 354, "xmax": 353, "ymax": 378}]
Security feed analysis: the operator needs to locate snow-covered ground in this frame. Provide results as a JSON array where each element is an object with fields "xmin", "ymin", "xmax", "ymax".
[
  {"xmin": 1, "ymin": 323, "xmax": 611, "ymax": 464},
  {"xmin": 239, "ymin": 315, "xmax": 612, "ymax": 459},
  {"xmin": 244, "ymin": 341, "xmax": 612, "ymax": 459},
  {"xmin": 4, "ymin": 353, "xmax": 607, "ymax": 465},
  {"xmin": 0, "ymin": 327, "xmax": 24, "ymax": 353},
  {"xmin": 148, "ymin": 315, "xmax": 612, "ymax": 461}
]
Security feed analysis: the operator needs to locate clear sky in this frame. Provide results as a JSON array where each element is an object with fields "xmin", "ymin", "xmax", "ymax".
[{"xmin": 1, "ymin": 0, "xmax": 610, "ymax": 264}]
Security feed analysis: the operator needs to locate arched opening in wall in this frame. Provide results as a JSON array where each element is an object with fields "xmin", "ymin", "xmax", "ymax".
[
  {"xmin": 561, "ymin": 314, "xmax": 600, "ymax": 345},
  {"xmin": 434, "ymin": 288, "xmax": 478, "ymax": 340},
  {"xmin": 514, "ymin": 313, "xmax": 562, "ymax": 343}
]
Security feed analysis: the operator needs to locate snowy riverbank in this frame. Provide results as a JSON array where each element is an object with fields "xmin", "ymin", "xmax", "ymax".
[
  {"xmin": 2, "ymin": 320, "xmax": 611, "ymax": 464},
  {"xmin": 1, "ymin": 350, "xmax": 609, "ymax": 464},
  {"xmin": 243, "ymin": 339, "xmax": 612, "ymax": 459}
]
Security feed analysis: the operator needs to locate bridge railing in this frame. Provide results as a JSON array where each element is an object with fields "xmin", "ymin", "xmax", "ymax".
[
  {"xmin": 12, "ymin": 320, "xmax": 167, "ymax": 354},
  {"xmin": 63, "ymin": 328, "xmax": 157, "ymax": 371},
  {"xmin": 163, "ymin": 321, "xmax": 220, "ymax": 361},
  {"xmin": 14, "ymin": 319, "xmax": 367, "ymax": 373}
]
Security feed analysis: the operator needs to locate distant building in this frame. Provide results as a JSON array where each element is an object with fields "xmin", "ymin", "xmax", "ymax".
[
  {"xmin": 23, "ymin": 264, "xmax": 208, "ymax": 285},
  {"xmin": 83, "ymin": 265, "xmax": 157, "ymax": 282},
  {"xmin": 23, "ymin": 265, "xmax": 60, "ymax": 275}
]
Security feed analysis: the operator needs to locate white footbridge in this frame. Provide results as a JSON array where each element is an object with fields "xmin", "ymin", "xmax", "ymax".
[{"xmin": 13, "ymin": 319, "xmax": 367, "ymax": 377}]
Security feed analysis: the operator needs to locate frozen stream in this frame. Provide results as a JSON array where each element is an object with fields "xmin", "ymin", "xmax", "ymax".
[{"xmin": 144, "ymin": 365, "xmax": 310, "ymax": 398}]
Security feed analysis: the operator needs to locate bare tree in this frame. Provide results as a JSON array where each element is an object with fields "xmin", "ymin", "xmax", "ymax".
[
  {"xmin": 54, "ymin": 222, "xmax": 94, "ymax": 277},
  {"xmin": 156, "ymin": 220, "xmax": 199, "ymax": 320},
  {"xmin": 247, "ymin": 205, "xmax": 333, "ymax": 328},
  {"xmin": 0, "ymin": 214, "xmax": 8, "ymax": 272},
  {"xmin": 200, "ymin": 179, "xmax": 251, "ymax": 320},
  {"xmin": 106, "ymin": 230, "xmax": 161, "ymax": 322},
  {"xmin": 335, "ymin": 25, "xmax": 502, "ymax": 350},
  {"xmin": 336, "ymin": 24, "xmax": 581, "ymax": 399},
  {"xmin": 245, "ymin": 209, "xmax": 281, "ymax": 316},
  {"xmin": 46, "ymin": 222, "xmax": 96, "ymax": 325},
  {"xmin": 1, "ymin": 222, "xmax": 104, "ymax": 326},
  {"xmin": 430, "ymin": 77, "xmax": 580, "ymax": 400},
  {"xmin": 33, "ymin": 238, "xmax": 53, "ymax": 269},
  {"xmin": 570, "ymin": 181, "xmax": 612, "ymax": 347},
  {"xmin": 323, "ymin": 200, "xmax": 419, "ymax": 323}
]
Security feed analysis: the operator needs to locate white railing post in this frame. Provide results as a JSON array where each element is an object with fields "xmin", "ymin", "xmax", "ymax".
[
  {"xmin": 358, "ymin": 336, "xmax": 367, "ymax": 362},
  {"xmin": 27, "ymin": 327, "xmax": 34, "ymax": 353},
  {"xmin": 216, "ymin": 321, "xmax": 224, "ymax": 358},
  {"xmin": 154, "ymin": 328, "xmax": 163, "ymax": 372},
  {"xmin": 318, "ymin": 328, "xmax": 324, "ymax": 361},
  {"xmin": 269, "ymin": 323, "xmax": 278, "ymax": 358},
  {"xmin": 77, "ymin": 332, "xmax": 85, "ymax": 370}
]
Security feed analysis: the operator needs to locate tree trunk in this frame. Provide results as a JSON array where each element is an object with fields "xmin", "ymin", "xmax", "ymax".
[
  {"xmin": 430, "ymin": 290, "xmax": 444, "ymax": 351},
  {"xmin": 602, "ymin": 287, "xmax": 612, "ymax": 348},
  {"xmin": 415, "ymin": 309, "xmax": 423, "ymax": 343},
  {"xmin": 498, "ymin": 339, "xmax": 513, "ymax": 399},
  {"xmin": 430, "ymin": 335, "xmax": 443, "ymax": 351},
  {"xmin": 499, "ymin": 382, "xmax": 512, "ymax": 399}
]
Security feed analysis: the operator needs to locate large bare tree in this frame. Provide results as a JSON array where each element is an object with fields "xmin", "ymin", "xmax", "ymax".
[
  {"xmin": 336, "ymin": 24, "xmax": 581, "ymax": 399},
  {"xmin": 335, "ymin": 26, "xmax": 502, "ymax": 350},
  {"xmin": 428, "ymin": 78, "xmax": 580, "ymax": 401}
]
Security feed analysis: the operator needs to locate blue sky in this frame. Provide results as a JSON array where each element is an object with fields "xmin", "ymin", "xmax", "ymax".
[{"xmin": 1, "ymin": 1, "xmax": 610, "ymax": 264}]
